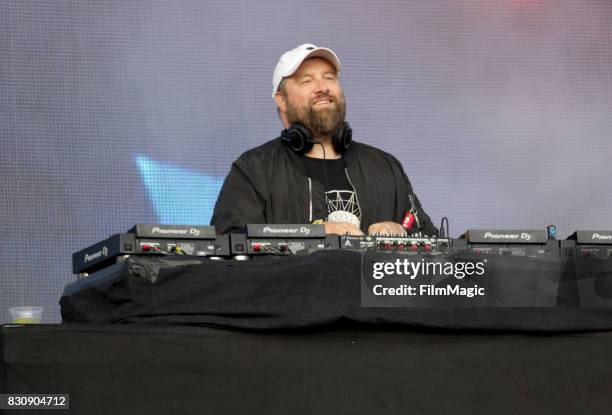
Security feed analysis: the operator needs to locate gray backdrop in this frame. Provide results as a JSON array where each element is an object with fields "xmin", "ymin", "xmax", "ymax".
[{"xmin": 1, "ymin": 0, "xmax": 611, "ymax": 323}]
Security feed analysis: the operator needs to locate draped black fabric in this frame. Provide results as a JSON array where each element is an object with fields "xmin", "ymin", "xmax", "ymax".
[
  {"xmin": 2, "ymin": 324, "xmax": 612, "ymax": 415},
  {"xmin": 60, "ymin": 251, "xmax": 612, "ymax": 332}
]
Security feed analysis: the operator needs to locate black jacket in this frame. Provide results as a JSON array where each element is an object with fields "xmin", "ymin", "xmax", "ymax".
[{"xmin": 211, "ymin": 138, "xmax": 437, "ymax": 235}]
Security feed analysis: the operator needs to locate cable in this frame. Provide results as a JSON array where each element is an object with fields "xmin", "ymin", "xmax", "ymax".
[
  {"xmin": 314, "ymin": 141, "xmax": 330, "ymax": 221},
  {"xmin": 261, "ymin": 244, "xmax": 292, "ymax": 256},
  {"xmin": 439, "ymin": 217, "xmax": 451, "ymax": 248}
]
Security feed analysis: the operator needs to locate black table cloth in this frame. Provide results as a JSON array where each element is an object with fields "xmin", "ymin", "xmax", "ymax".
[
  {"xmin": 61, "ymin": 250, "xmax": 612, "ymax": 332},
  {"xmin": 2, "ymin": 324, "xmax": 612, "ymax": 415}
]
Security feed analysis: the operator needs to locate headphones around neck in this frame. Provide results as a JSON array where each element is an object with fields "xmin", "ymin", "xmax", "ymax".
[{"xmin": 280, "ymin": 121, "xmax": 352, "ymax": 155}]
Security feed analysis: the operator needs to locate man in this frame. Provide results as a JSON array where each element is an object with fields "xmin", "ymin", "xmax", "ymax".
[{"xmin": 211, "ymin": 44, "xmax": 437, "ymax": 236}]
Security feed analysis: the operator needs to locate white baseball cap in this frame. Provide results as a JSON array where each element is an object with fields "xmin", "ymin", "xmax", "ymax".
[{"xmin": 272, "ymin": 43, "xmax": 341, "ymax": 98}]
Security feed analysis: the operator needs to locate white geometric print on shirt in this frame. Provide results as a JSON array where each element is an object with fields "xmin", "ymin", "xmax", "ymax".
[{"xmin": 326, "ymin": 190, "xmax": 361, "ymax": 228}]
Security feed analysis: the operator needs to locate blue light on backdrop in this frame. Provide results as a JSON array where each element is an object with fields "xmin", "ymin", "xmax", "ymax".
[{"xmin": 135, "ymin": 155, "xmax": 224, "ymax": 225}]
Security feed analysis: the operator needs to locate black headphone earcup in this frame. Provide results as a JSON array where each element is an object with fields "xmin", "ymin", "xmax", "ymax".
[
  {"xmin": 282, "ymin": 121, "xmax": 351, "ymax": 154},
  {"xmin": 341, "ymin": 121, "xmax": 352, "ymax": 150},
  {"xmin": 332, "ymin": 121, "xmax": 352, "ymax": 153},
  {"xmin": 281, "ymin": 123, "xmax": 315, "ymax": 154}
]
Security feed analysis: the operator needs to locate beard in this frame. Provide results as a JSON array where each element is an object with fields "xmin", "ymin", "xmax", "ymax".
[{"xmin": 285, "ymin": 92, "xmax": 347, "ymax": 140}]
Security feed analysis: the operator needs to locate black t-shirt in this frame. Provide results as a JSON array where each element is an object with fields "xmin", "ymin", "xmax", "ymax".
[{"xmin": 301, "ymin": 156, "xmax": 361, "ymax": 227}]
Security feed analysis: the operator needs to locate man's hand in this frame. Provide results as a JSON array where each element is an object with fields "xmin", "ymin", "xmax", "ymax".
[
  {"xmin": 324, "ymin": 221, "xmax": 364, "ymax": 236},
  {"xmin": 368, "ymin": 221, "xmax": 407, "ymax": 236}
]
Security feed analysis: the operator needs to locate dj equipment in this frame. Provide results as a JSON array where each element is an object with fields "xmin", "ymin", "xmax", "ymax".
[
  {"xmin": 73, "ymin": 224, "xmax": 229, "ymax": 276},
  {"xmin": 73, "ymin": 225, "xmax": 612, "ymax": 268},
  {"xmin": 280, "ymin": 121, "xmax": 352, "ymax": 154},
  {"xmin": 456, "ymin": 229, "xmax": 559, "ymax": 258},
  {"xmin": 339, "ymin": 235, "xmax": 451, "ymax": 253},
  {"xmin": 561, "ymin": 231, "xmax": 612, "ymax": 259},
  {"xmin": 230, "ymin": 224, "xmax": 339, "ymax": 255}
]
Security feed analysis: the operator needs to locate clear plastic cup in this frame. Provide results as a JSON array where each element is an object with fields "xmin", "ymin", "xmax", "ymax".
[{"xmin": 9, "ymin": 306, "xmax": 44, "ymax": 324}]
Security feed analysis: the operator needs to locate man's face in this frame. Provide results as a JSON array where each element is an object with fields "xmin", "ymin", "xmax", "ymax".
[{"xmin": 277, "ymin": 57, "xmax": 346, "ymax": 138}]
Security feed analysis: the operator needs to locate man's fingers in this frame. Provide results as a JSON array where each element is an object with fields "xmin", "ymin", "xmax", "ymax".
[
  {"xmin": 324, "ymin": 222, "xmax": 363, "ymax": 236},
  {"xmin": 368, "ymin": 222, "xmax": 407, "ymax": 236},
  {"xmin": 340, "ymin": 223, "xmax": 363, "ymax": 236},
  {"xmin": 326, "ymin": 221, "xmax": 410, "ymax": 237}
]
